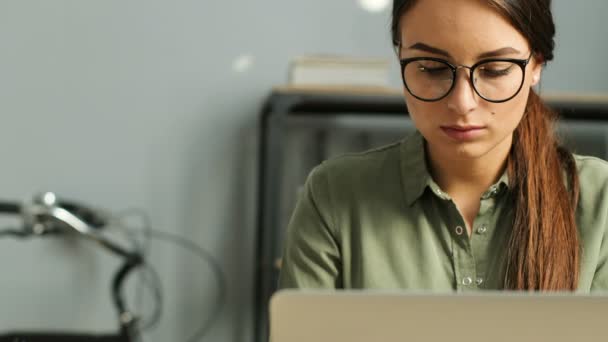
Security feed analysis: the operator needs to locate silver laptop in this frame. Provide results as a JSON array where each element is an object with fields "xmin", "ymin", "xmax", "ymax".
[{"xmin": 269, "ymin": 290, "xmax": 608, "ymax": 342}]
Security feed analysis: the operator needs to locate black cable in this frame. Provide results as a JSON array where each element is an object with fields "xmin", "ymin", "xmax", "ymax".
[
  {"xmin": 0, "ymin": 201, "xmax": 161, "ymax": 341},
  {"xmin": 108, "ymin": 212, "xmax": 162, "ymax": 332},
  {"xmin": 0, "ymin": 223, "xmax": 153, "ymax": 340},
  {"xmin": 112, "ymin": 256, "xmax": 143, "ymax": 318},
  {"xmin": 112, "ymin": 220, "xmax": 227, "ymax": 342},
  {"xmin": 134, "ymin": 263, "xmax": 163, "ymax": 331},
  {"xmin": 123, "ymin": 209, "xmax": 152, "ymax": 316},
  {"xmin": 0, "ymin": 202, "xmax": 226, "ymax": 342},
  {"xmin": 118, "ymin": 230, "xmax": 163, "ymax": 332}
]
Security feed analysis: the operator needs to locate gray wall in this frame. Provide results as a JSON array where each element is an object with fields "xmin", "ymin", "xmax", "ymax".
[
  {"xmin": 0, "ymin": 1, "xmax": 606, "ymax": 341},
  {"xmin": 544, "ymin": 1, "xmax": 608, "ymax": 92}
]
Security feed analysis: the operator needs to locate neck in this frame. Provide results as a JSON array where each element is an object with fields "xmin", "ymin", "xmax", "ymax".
[{"xmin": 425, "ymin": 136, "xmax": 512, "ymax": 196}]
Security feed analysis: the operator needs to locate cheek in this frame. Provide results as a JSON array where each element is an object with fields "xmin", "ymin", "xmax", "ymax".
[
  {"xmin": 490, "ymin": 88, "xmax": 530, "ymax": 129},
  {"xmin": 403, "ymin": 95, "xmax": 441, "ymax": 128}
]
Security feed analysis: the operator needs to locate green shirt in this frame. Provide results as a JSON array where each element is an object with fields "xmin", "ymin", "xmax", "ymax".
[{"xmin": 278, "ymin": 131, "xmax": 608, "ymax": 292}]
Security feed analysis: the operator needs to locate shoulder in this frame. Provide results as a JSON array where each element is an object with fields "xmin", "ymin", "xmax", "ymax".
[
  {"xmin": 573, "ymin": 154, "xmax": 608, "ymax": 215},
  {"xmin": 574, "ymin": 154, "xmax": 608, "ymax": 190},
  {"xmin": 572, "ymin": 156, "xmax": 608, "ymax": 290},
  {"xmin": 315, "ymin": 140, "xmax": 402, "ymax": 179},
  {"xmin": 307, "ymin": 138, "xmax": 405, "ymax": 206}
]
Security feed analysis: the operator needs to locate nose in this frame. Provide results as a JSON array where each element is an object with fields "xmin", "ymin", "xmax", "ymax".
[{"xmin": 446, "ymin": 68, "xmax": 478, "ymax": 115}]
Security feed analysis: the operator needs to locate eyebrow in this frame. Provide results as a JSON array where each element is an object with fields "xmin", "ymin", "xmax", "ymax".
[{"xmin": 406, "ymin": 42, "xmax": 522, "ymax": 59}]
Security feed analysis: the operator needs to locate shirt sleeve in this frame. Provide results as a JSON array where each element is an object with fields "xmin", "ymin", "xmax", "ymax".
[
  {"xmin": 590, "ymin": 206, "xmax": 608, "ymax": 290},
  {"xmin": 579, "ymin": 157, "xmax": 608, "ymax": 290},
  {"xmin": 277, "ymin": 164, "xmax": 342, "ymax": 289}
]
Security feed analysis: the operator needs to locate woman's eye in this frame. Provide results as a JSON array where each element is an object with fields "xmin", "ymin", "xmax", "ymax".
[
  {"xmin": 419, "ymin": 66, "xmax": 449, "ymax": 73},
  {"xmin": 417, "ymin": 61, "xmax": 446, "ymax": 70},
  {"xmin": 479, "ymin": 63, "xmax": 514, "ymax": 77},
  {"xmin": 416, "ymin": 63, "xmax": 450, "ymax": 75}
]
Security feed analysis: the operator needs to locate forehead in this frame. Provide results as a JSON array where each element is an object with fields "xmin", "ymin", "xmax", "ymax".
[{"xmin": 399, "ymin": 0, "xmax": 530, "ymax": 59}]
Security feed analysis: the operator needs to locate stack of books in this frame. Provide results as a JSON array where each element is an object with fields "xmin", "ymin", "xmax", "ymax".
[{"xmin": 287, "ymin": 55, "xmax": 391, "ymax": 91}]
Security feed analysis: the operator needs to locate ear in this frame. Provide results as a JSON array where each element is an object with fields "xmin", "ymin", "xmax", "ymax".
[
  {"xmin": 530, "ymin": 55, "xmax": 544, "ymax": 87},
  {"xmin": 531, "ymin": 74, "xmax": 540, "ymax": 86}
]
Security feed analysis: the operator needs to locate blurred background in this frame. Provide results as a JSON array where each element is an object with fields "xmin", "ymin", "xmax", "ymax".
[{"xmin": 0, "ymin": 1, "xmax": 606, "ymax": 342}]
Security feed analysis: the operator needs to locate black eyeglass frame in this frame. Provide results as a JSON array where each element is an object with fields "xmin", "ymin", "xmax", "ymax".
[{"xmin": 399, "ymin": 53, "xmax": 534, "ymax": 103}]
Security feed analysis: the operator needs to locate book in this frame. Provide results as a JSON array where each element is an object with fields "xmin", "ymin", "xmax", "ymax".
[{"xmin": 288, "ymin": 55, "xmax": 391, "ymax": 89}]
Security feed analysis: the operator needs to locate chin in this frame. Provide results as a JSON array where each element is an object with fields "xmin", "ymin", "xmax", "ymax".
[
  {"xmin": 429, "ymin": 134, "xmax": 508, "ymax": 161},
  {"xmin": 451, "ymin": 143, "xmax": 497, "ymax": 160}
]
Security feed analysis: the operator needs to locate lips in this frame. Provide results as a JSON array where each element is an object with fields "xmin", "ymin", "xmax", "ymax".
[
  {"xmin": 440, "ymin": 125, "xmax": 487, "ymax": 141},
  {"xmin": 442, "ymin": 125, "xmax": 486, "ymax": 131}
]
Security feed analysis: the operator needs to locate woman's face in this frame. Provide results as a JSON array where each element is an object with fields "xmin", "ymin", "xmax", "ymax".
[{"xmin": 399, "ymin": 0, "xmax": 543, "ymax": 161}]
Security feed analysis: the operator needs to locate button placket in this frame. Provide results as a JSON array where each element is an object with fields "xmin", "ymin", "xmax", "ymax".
[
  {"xmin": 469, "ymin": 210, "xmax": 495, "ymax": 290},
  {"xmin": 446, "ymin": 200, "xmax": 476, "ymax": 291},
  {"xmin": 452, "ymin": 235, "xmax": 477, "ymax": 291}
]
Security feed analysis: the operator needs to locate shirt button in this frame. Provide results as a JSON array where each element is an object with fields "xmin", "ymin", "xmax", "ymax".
[
  {"xmin": 462, "ymin": 277, "xmax": 473, "ymax": 286},
  {"xmin": 455, "ymin": 226, "xmax": 464, "ymax": 235},
  {"xmin": 476, "ymin": 277, "xmax": 484, "ymax": 286},
  {"xmin": 477, "ymin": 225, "xmax": 487, "ymax": 234}
]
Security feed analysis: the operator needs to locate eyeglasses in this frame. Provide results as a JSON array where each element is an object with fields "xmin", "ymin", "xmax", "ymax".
[{"xmin": 399, "ymin": 53, "xmax": 533, "ymax": 103}]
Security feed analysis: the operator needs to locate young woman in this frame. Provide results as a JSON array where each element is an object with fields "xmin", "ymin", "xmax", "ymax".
[{"xmin": 278, "ymin": 0, "xmax": 608, "ymax": 291}]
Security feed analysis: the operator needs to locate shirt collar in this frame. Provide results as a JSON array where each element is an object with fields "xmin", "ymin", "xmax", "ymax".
[
  {"xmin": 399, "ymin": 130, "xmax": 510, "ymax": 206},
  {"xmin": 481, "ymin": 168, "xmax": 509, "ymax": 199}
]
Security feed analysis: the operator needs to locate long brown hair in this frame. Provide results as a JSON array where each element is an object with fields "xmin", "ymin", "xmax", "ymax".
[{"xmin": 392, "ymin": 0, "xmax": 580, "ymax": 290}]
